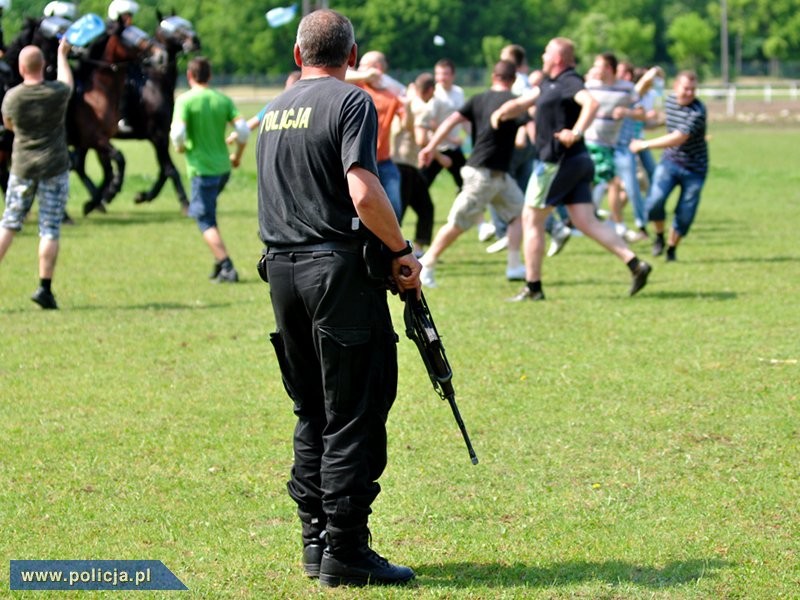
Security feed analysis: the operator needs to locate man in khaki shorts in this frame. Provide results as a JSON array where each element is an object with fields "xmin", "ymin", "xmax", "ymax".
[{"xmin": 418, "ymin": 60, "xmax": 527, "ymax": 288}]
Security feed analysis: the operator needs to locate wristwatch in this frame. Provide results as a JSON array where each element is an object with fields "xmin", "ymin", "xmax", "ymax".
[
  {"xmin": 390, "ymin": 240, "xmax": 414, "ymax": 258},
  {"xmin": 572, "ymin": 128, "xmax": 583, "ymax": 140}
]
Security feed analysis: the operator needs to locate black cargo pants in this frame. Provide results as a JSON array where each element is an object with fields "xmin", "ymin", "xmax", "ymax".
[{"xmin": 266, "ymin": 244, "xmax": 398, "ymax": 533}]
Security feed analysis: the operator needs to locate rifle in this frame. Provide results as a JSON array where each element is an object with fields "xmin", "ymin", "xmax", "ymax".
[{"xmin": 403, "ymin": 292, "xmax": 479, "ymax": 465}]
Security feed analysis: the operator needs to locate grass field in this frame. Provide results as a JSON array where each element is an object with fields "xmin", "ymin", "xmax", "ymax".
[{"xmin": 1, "ymin": 106, "xmax": 798, "ymax": 598}]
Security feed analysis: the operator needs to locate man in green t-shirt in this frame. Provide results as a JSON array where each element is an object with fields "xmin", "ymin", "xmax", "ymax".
[{"xmin": 171, "ymin": 56, "xmax": 248, "ymax": 282}]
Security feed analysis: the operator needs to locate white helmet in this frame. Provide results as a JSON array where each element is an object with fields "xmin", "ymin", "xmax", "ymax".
[
  {"xmin": 44, "ymin": 1, "xmax": 77, "ymax": 19},
  {"xmin": 108, "ymin": 0, "xmax": 140, "ymax": 20},
  {"xmin": 0, "ymin": 0, "xmax": 11, "ymax": 10}
]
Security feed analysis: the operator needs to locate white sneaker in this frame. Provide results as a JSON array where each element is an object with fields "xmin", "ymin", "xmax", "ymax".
[
  {"xmin": 547, "ymin": 223, "xmax": 572, "ymax": 257},
  {"xmin": 420, "ymin": 265, "xmax": 437, "ymax": 288},
  {"xmin": 486, "ymin": 235, "xmax": 508, "ymax": 254},
  {"xmin": 614, "ymin": 222, "xmax": 628, "ymax": 237},
  {"xmin": 624, "ymin": 229, "xmax": 649, "ymax": 243},
  {"xmin": 477, "ymin": 221, "xmax": 496, "ymax": 242},
  {"xmin": 505, "ymin": 265, "xmax": 526, "ymax": 281}
]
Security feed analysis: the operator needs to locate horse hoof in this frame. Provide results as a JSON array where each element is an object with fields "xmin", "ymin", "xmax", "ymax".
[
  {"xmin": 134, "ymin": 193, "xmax": 148, "ymax": 204},
  {"xmin": 82, "ymin": 201, "xmax": 95, "ymax": 216}
]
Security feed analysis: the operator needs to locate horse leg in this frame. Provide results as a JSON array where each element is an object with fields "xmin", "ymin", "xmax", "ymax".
[
  {"xmin": 79, "ymin": 149, "xmax": 111, "ymax": 216},
  {"xmin": 71, "ymin": 149, "xmax": 105, "ymax": 216},
  {"xmin": 103, "ymin": 145, "xmax": 126, "ymax": 205},
  {"xmin": 133, "ymin": 139, "xmax": 167, "ymax": 204},
  {"xmin": 168, "ymin": 160, "xmax": 190, "ymax": 214},
  {"xmin": 134, "ymin": 138, "xmax": 188, "ymax": 214}
]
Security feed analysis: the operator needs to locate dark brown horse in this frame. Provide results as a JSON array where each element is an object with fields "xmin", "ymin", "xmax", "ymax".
[
  {"xmin": 67, "ymin": 22, "xmax": 164, "ymax": 215},
  {"xmin": 115, "ymin": 13, "xmax": 200, "ymax": 211}
]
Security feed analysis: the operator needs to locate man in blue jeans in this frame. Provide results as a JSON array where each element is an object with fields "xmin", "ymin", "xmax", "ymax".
[
  {"xmin": 630, "ymin": 71, "xmax": 708, "ymax": 262},
  {"xmin": 171, "ymin": 56, "xmax": 248, "ymax": 281}
]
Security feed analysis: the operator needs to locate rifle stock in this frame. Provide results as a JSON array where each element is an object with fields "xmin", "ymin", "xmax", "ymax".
[{"xmin": 403, "ymin": 292, "xmax": 478, "ymax": 465}]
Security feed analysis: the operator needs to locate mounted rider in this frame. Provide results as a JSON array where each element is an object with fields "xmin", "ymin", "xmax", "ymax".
[{"xmin": 107, "ymin": 0, "xmax": 141, "ymax": 133}]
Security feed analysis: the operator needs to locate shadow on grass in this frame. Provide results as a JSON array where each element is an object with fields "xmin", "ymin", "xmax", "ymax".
[
  {"xmin": 68, "ymin": 301, "xmax": 235, "ymax": 311},
  {"xmin": 415, "ymin": 558, "xmax": 731, "ymax": 589},
  {"xmin": 692, "ymin": 255, "xmax": 798, "ymax": 264},
  {"xmin": 648, "ymin": 290, "xmax": 737, "ymax": 301},
  {"xmin": 74, "ymin": 210, "xmax": 188, "ymax": 227}
]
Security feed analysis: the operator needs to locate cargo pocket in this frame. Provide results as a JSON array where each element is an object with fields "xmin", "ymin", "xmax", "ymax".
[
  {"xmin": 269, "ymin": 331, "xmax": 300, "ymax": 402},
  {"xmin": 317, "ymin": 326, "xmax": 372, "ymax": 415}
]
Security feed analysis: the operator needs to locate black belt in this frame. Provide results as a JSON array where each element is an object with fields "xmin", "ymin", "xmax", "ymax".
[{"xmin": 266, "ymin": 240, "xmax": 363, "ymax": 254}]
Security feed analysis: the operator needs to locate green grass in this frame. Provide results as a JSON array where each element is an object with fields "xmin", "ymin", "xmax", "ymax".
[{"xmin": 1, "ymin": 111, "xmax": 799, "ymax": 598}]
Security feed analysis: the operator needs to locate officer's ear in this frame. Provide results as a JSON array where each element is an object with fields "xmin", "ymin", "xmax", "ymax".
[
  {"xmin": 347, "ymin": 43, "xmax": 358, "ymax": 69},
  {"xmin": 293, "ymin": 44, "xmax": 302, "ymax": 68}
]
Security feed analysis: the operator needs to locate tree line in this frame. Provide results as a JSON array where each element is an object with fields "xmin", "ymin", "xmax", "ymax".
[{"xmin": 7, "ymin": 0, "xmax": 800, "ymax": 79}]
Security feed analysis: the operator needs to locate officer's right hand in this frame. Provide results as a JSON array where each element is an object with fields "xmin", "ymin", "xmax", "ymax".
[{"xmin": 394, "ymin": 255, "xmax": 422, "ymax": 299}]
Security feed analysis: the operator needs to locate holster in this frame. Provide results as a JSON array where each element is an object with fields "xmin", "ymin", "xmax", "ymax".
[
  {"xmin": 256, "ymin": 252, "xmax": 269, "ymax": 283},
  {"xmin": 361, "ymin": 237, "xmax": 392, "ymax": 282}
]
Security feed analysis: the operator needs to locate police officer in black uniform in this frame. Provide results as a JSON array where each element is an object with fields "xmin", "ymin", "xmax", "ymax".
[{"xmin": 256, "ymin": 9, "xmax": 421, "ymax": 588}]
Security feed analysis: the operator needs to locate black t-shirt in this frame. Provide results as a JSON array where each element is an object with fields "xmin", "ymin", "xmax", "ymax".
[
  {"xmin": 459, "ymin": 89, "xmax": 526, "ymax": 172},
  {"xmin": 256, "ymin": 76, "xmax": 379, "ymax": 245},
  {"xmin": 534, "ymin": 68, "xmax": 586, "ymax": 163}
]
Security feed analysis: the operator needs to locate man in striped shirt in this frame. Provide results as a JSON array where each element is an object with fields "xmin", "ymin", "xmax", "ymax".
[{"xmin": 630, "ymin": 71, "xmax": 708, "ymax": 262}]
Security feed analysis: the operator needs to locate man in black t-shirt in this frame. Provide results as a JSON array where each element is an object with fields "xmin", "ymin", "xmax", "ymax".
[
  {"xmin": 492, "ymin": 37, "xmax": 652, "ymax": 300},
  {"xmin": 256, "ymin": 9, "xmax": 420, "ymax": 589},
  {"xmin": 417, "ymin": 60, "xmax": 527, "ymax": 288}
]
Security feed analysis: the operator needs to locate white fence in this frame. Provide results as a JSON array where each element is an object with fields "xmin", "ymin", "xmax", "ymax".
[{"xmin": 699, "ymin": 83, "xmax": 800, "ymax": 117}]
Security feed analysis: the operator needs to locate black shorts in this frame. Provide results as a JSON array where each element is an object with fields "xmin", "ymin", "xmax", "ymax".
[{"xmin": 525, "ymin": 152, "xmax": 594, "ymax": 208}]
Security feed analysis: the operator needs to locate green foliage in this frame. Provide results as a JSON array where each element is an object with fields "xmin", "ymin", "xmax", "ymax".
[
  {"xmin": 1, "ymin": 112, "xmax": 799, "ymax": 598},
  {"xmin": 609, "ymin": 18, "xmax": 656, "ymax": 65},
  {"xmin": 481, "ymin": 35, "xmax": 510, "ymax": 70},
  {"xmin": 4, "ymin": 0, "xmax": 800, "ymax": 76},
  {"xmin": 667, "ymin": 12, "xmax": 716, "ymax": 72},
  {"xmin": 572, "ymin": 12, "xmax": 615, "ymax": 71},
  {"xmin": 762, "ymin": 35, "xmax": 790, "ymax": 60}
]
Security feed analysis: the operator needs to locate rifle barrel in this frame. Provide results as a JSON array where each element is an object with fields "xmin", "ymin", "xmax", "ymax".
[{"xmin": 446, "ymin": 394, "xmax": 479, "ymax": 465}]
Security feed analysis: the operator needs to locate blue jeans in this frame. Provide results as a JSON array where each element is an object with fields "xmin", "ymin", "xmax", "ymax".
[
  {"xmin": 638, "ymin": 147, "xmax": 656, "ymax": 182},
  {"xmin": 614, "ymin": 147, "xmax": 647, "ymax": 228},
  {"xmin": 189, "ymin": 173, "xmax": 230, "ymax": 232},
  {"xmin": 377, "ymin": 160, "xmax": 402, "ymax": 221},
  {"xmin": 646, "ymin": 159, "xmax": 706, "ymax": 237}
]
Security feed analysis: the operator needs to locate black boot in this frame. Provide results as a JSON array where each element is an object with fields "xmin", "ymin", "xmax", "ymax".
[
  {"xmin": 301, "ymin": 517, "xmax": 327, "ymax": 578},
  {"xmin": 319, "ymin": 526, "xmax": 415, "ymax": 587}
]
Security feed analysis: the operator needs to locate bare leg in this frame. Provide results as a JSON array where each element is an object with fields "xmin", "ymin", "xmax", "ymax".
[
  {"xmin": 566, "ymin": 203, "xmax": 635, "ymax": 263},
  {"xmin": 420, "ymin": 223, "xmax": 463, "ymax": 267},
  {"xmin": 505, "ymin": 216, "xmax": 522, "ymax": 269},
  {"xmin": 608, "ymin": 177, "xmax": 627, "ymax": 225},
  {"xmin": 202, "ymin": 226, "xmax": 230, "ymax": 262},
  {"xmin": 0, "ymin": 227, "xmax": 16, "ymax": 263},
  {"xmin": 38, "ymin": 237, "xmax": 59, "ymax": 279},
  {"xmin": 523, "ymin": 205, "xmax": 552, "ymax": 282}
]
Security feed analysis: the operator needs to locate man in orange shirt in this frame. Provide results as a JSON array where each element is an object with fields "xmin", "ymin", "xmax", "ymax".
[{"xmin": 352, "ymin": 51, "xmax": 404, "ymax": 219}]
